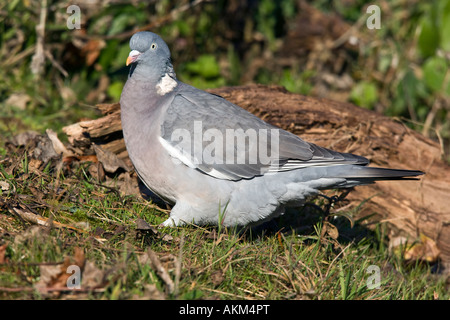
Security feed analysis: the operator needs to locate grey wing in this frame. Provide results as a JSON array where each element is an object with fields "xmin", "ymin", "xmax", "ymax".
[{"xmin": 160, "ymin": 87, "xmax": 368, "ymax": 181}]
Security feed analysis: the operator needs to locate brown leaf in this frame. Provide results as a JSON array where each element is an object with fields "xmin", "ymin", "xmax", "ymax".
[
  {"xmin": 321, "ymin": 221, "xmax": 339, "ymax": 240},
  {"xmin": 36, "ymin": 264, "xmax": 66, "ymax": 293},
  {"xmin": 404, "ymin": 234, "xmax": 441, "ymax": 262},
  {"xmin": 136, "ymin": 218, "xmax": 160, "ymax": 238},
  {"xmin": 73, "ymin": 247, "xmax": 86, "ymax": 269},
  {"xmin": 5, "ymin": 93, "xmax": 31, "ymax": 110},
  {"xmin": 81, "ymin": 261, "xmax": 106, "ymax": 289},
  {"xmin": 32, "ymin": 134, "xmax": 60, "ymax": 163},
  {"xmin": 45, "ymin": 129, "xmax": 73, "ymax": 157},
  {"xmin": 211, "ymin": 269, "xmax": 225, "ymax": 287},
  {"xmin": 88, "ymin": 162, "xmax": 105, "ymax": 181},
  {"xmin": 36, "ymin": 257, "xmax": 72, "ymax": 293},
  {"xmin": 93, "ymin": 144, "xmax": 130, "ymax": 173},
  {"xmin": 0, "ymin": 181, "xmax": 12, "ymax": 193},
  {"xmin": 9, "ymin": 131, "xmax": 40, "ymax": 148},
  {"xmin": 35, "ymin": 247, "xmax": 86, "ymax": 294},
  {"xmin": 115, "ymin": 172, "xmax": 139, "ymax": 196},
  {"xmin": 81, "ymin": 39, "xmax": 106, "ymax": 66},
  {"xmin": 78, "ymin": 155, "xmax": 98, "ymax": 163},
  {"xmin": 28, "ymin": 158, "xmax": 43, "ymax": 174}
]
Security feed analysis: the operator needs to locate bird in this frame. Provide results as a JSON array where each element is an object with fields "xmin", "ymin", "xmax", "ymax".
[{"xmin": 120, "ymin": 31, "xmax": 423, "ymax": 227}]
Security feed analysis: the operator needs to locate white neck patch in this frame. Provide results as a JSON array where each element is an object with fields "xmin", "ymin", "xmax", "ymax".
[{"xmin": 156, "ymin": 74, "xmax": 177, "ymax": 95}]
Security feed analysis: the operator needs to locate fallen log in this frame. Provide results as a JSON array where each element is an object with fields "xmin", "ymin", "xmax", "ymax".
[{"xmin": 63, "ymin": 84, "xmax": 450, "ymax": 265}]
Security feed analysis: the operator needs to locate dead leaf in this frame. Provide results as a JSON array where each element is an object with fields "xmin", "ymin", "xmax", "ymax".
[
  {"xmin": 33, "ymin": 134, "xmax": 60, "ymax": 163},
  {"xmin": 5, "ymin": 93, "xmax": 31, "ymax": 110},
  {"xmin": 9, "ymin": 131, "xmax": 40, "ymax": 147},
  {"xmin": 211, "ymin": 269, "xmax": 225, "ymax": 287},
  {"xmin": 73, "ymin": 247, "xmax": 86, "ymax": 268},
  {"xmin": 78, "ymin": 155, "xmax": 98, "ymax": 163},
  {"xmin": 404, "ymin": 234, "xmax": 440, "ymax": 262},
  {"xmin": 0, "ymin": 181, "xmax": 12, "ymax": 193},
  {"xmin": 45, "ymin": 129, "xmax": 73, "ymax": 157},
  {"xmin": 28, "ymin": 158, "xmax": 43, "ymax": 174},
  {"xmin": 81, "ymin": 39, "xmax": 106, "ymax": 66},
  {"xmin": 116, "ymin": 172, "xmax": 139, "ymax": 195},
  {"xmin": 140, "ymin": 249, "xmax": 175, "ymax": 294},
  {"xmin": 88, "ymin": 162, "xmax": 105, "ymax": 181},
  {"xmin": 35, "ymin": 252, "xmax": 80, "ymax": 294},
  {"xmin": 390, "ymin": 234, "xmax": 441, "ymax": 262},
  {"xmin": 35, "ymin": 264, "xmax": 66, "ymax": 293},
  {"xmin": 321, "ymin": 221, "xmax": 339, "ymax": 240},
  {"xmin": 34, "ymin": 247, "xmax": 108, "ymax": 294},
  {"xmin": 136, "ymin": 218, "xmax": 158, "ymax": 236},
  {"xmin": 93, "ymin": 144, "xmax": 130, "ymax": 173},
  {"xmin": 81, "ymin": 261, "xmax": 106, "ymax": 289},
  {"xmin": 161, "ymin": 234, "xmax": 174, "ymax": 242}
]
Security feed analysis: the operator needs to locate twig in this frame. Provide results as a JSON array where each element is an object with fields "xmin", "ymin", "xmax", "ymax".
[
  {"xmin": 0, "ymin": 287, "xmax": 34, "ymax": 293},
  {"xmin": 174, "ymin": 231, "xmax": 184, "ymax": 297},
  {"xmin": 422, "ymin": 98, "xmax": 441, "ymax": 138},
  {"xmin": 44, "ymin": 49, "xmax": 69, "ymax": 77},
  {"xmin": 4, "ymin": 45, "xmax": 35, "ymax": 67},
  {"xmin": 7, "ymin": 204, "xmax": 88, "ymax": 235},
  {"xmin": 147, "ymin": 248, "xmax": 175, "ymax": 294},
  {"xmin": 30, "ymin": 0, "xmax": 48, "ymax": 78}
]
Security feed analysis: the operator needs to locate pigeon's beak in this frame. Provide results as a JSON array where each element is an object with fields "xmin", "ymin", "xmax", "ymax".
[{"xmin": 126, "ymin": 50, "xmax": 141, "ymax": 66}]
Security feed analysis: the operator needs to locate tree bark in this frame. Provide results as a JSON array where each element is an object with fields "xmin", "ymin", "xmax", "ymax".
[{"xmin": 63, "ymin": 84, "xmax": 450, "ymax": 265}]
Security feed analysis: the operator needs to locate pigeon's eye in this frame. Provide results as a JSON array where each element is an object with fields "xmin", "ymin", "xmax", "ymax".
[{"xmin": 150, "ymin": 43, "xmax": 157, "ymax": 50}]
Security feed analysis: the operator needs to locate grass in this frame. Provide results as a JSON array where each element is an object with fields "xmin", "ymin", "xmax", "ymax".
[{"xmin": 0, "ymin": 147, "xmax": 448, "ymax": 300}]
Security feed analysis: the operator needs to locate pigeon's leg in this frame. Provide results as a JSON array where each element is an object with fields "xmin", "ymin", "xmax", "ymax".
[
  {"xmin": 160, "ymin": 217, "xmax": 181, "ymax": 227},
  {"xmin": 159, "ymin": 201, "xmax": 191, "ymax": 227}
]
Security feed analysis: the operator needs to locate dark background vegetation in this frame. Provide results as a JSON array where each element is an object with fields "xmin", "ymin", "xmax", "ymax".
[{"xmin": 0, "ymin": 0, "xmax": 449, "ymax": 161}]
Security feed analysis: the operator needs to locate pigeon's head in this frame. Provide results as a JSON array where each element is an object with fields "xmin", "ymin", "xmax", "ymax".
[{"xmin": 126, "ymin": 32, "xmax": 174, "ymax": 79}]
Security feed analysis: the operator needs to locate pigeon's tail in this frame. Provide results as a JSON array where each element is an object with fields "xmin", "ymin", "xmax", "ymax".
[{"xmin": 326, "ymin": 165, "xmax": 424, "ymax": 188}]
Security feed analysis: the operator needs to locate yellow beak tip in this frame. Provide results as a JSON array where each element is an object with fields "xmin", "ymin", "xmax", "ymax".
[{"xmin": 126, "ymin": 56, "xmax": 133, "ymax": 66}]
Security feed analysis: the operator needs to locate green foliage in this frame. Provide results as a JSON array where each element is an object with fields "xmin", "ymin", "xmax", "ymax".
[
  {"xmin": 185, "ymin": 54, "xmax": 221, "ymax": 79},
  {"xmin": 107, "ymin": 81, "xmax": 124, "ymax": 101},
  {"xmin": 279, "ymin": 69, "xmax": 314, "ymax": 95},
  {"xmin": 417, "ymin": 0, "xmax": 450, "ymax": 58},
  {"xmin": 417, "ymin": 14, "xmax": 440, "ymax": 58},
  {"xmin": 180, "ymin": 54, "xmax": 225, "ymax": 89},
  {"xmin": 423, "ymin": 56, "xmax": 450, "ymax": 94},
  {"xmin": 350, "ymin": 81, "xmax": 378, "ymax": 110},
  {"xmin": 341, "ymin": 0, "xmax": 450, "ymax": 144}
]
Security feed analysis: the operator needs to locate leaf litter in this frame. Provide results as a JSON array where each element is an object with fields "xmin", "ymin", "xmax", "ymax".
[{"xmin": 0, "ymin": 129, "xmax": 174, "ymax": 299}]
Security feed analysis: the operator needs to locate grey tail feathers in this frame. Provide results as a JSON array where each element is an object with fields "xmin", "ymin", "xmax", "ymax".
[{"xmin": 329, "ymin": 165, "xmax": 424, "ymax": 187}]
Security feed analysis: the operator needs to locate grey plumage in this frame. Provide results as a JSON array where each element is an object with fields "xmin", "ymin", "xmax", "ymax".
[{"xmin": 120, "ymin": 31, "xmax": 423, "ymax": 227}]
